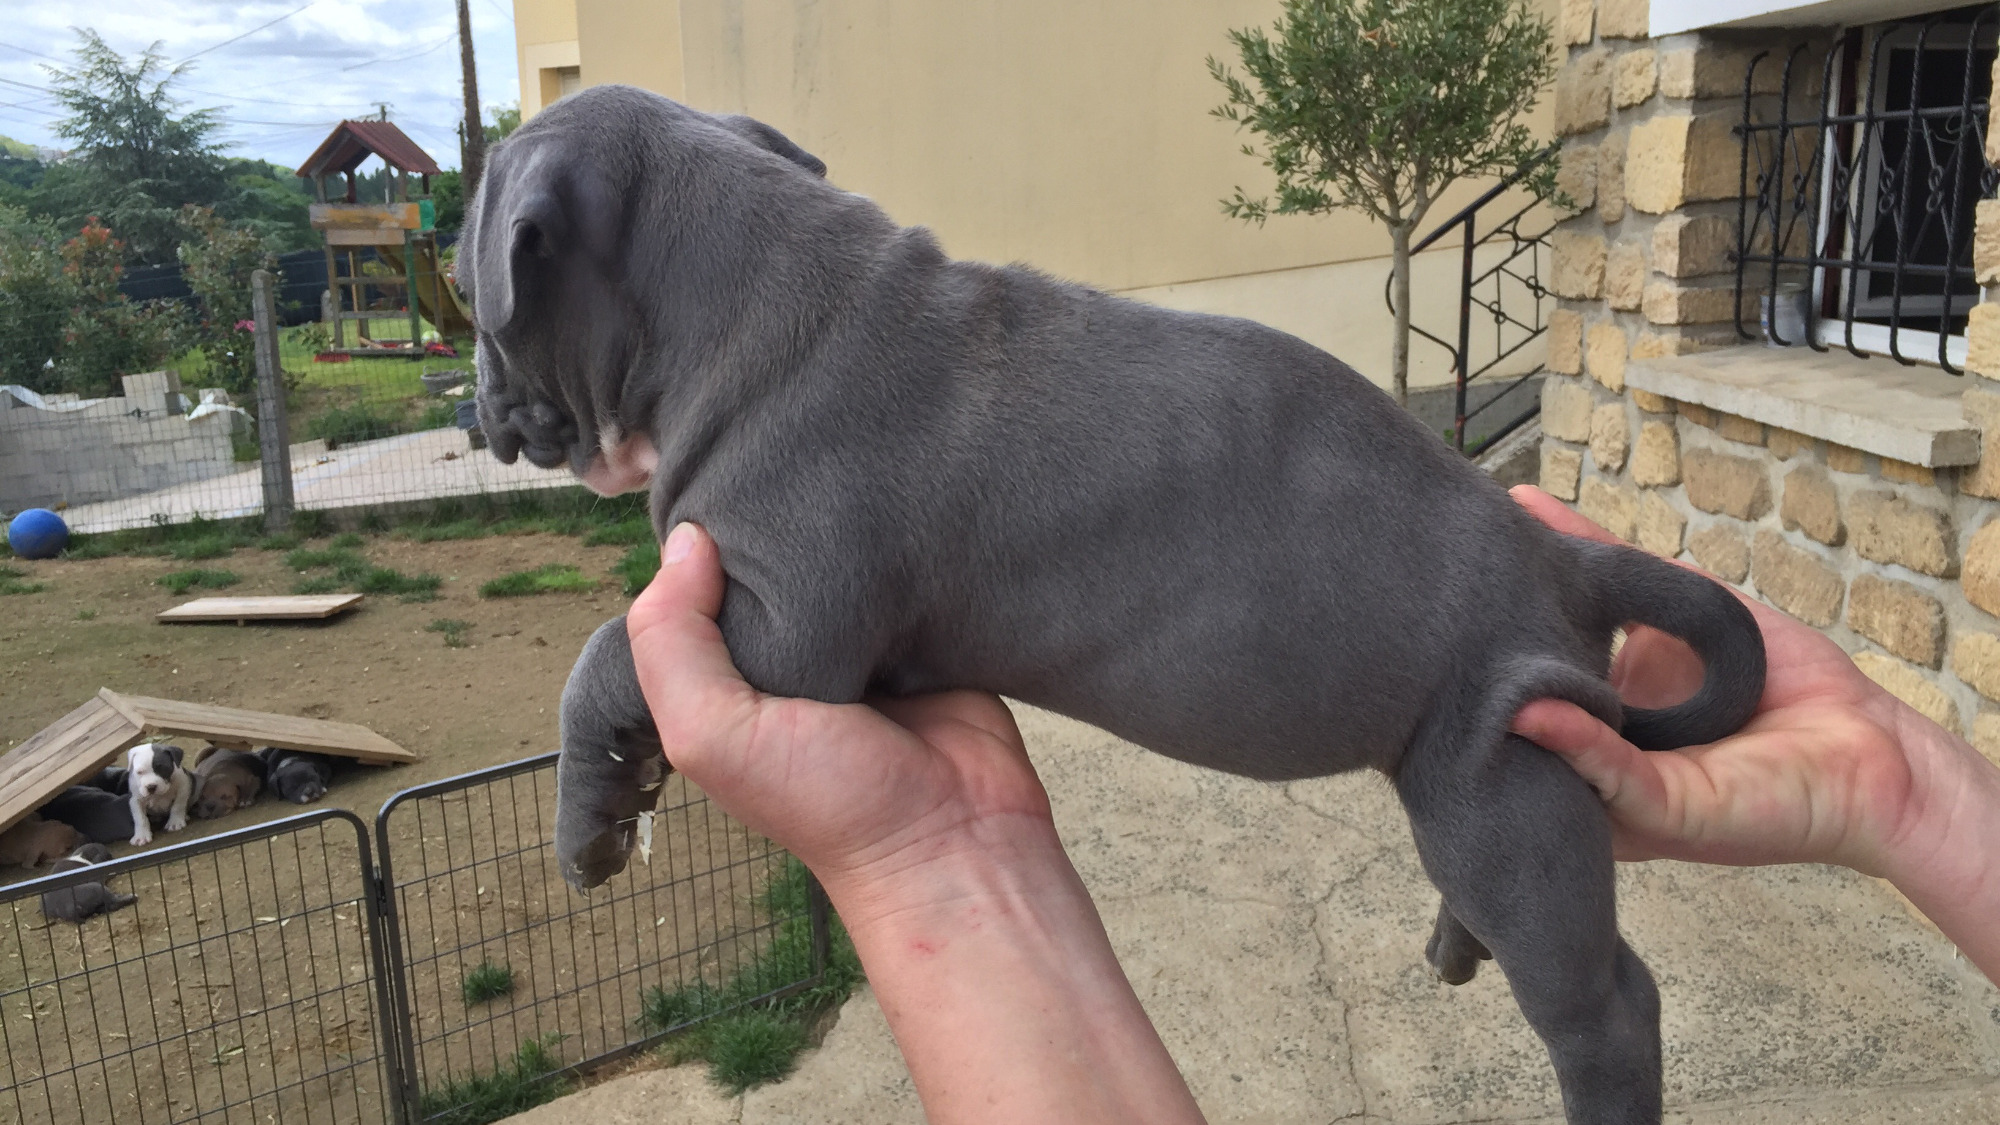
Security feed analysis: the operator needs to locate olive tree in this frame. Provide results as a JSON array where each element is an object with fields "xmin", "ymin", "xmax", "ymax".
[{"xmin": 1210, "ymin": 0, "xmax": 1558, "ymax": 406}]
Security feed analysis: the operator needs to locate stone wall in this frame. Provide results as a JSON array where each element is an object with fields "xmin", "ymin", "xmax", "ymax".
[
  {"xmin": 0, "ymin": 371, "xmax": 243, "ymax": 514},
  {"xmin": 1539, "ymin": 0, "xmax": 2000, "ymax": 768}
]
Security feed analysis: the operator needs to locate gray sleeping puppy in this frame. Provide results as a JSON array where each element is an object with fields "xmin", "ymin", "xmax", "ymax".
[
  {"xmin": 40, "ymin": 844, "xmax": 137, "ymax": 923},
  {"xmin": 463, "ymin": 85, "xmax": 1764, "ymax": 1125}
]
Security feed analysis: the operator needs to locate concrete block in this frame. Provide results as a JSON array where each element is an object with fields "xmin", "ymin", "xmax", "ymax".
[
  {"xmin": 1580, "ymin": 476, "xmax": 1641, "ymax": 542},
  {"xmin": 1597, "ymin": 0, "xmax": 1647, "ymax": 38},
  {"xmin": 1643, "ymin": 280, "xmax": 1746, "ymax": 325},
  {"xmin": 1557, "ymin": 49, "xmax": 1612, "ymax": 135},
  {"xmin": 1551, "ymin": 230, "xmax": 1608, "ymax": 299},
  {"xmin": 1557, "ymin": 141, "xmax": 1597, "ymax": 216},
  {"xmin": 1689, "ymin": 522, "xmax": 1750, "ymax": 581},
  {"xmin": 1780, "ymin": 466, "xmax": 1843, "ymax": 546},
  {"xmin": 1632, "ymin": 389, "xmax": 1674, "ymax": 414},
  {"xmin": 1588, "ymin": 321, "xmax": 1630, "ymax": 389},
  {"xmin": 1962, "ymin": 519, "xmax": 2000, "ymax": 618},
  {"xmin": 1717, "ymin": 412, "xmax": 1767, "ymax": 446},
  {"xmin": 1751, "ymin": 530, "xmax": 1844, "ymax": 627},
  {"xmin": 1954, "ymin": 630, "xmax": 2000, "ymax": 705},
  {"xmin": 1560, "ymin": 0, "xmax": 1595, "ymax": 45},
  {"xmin": 1652, "ymin": 214, "xmax": 1738, "ymax": 279},
  {"xmin": 1632, "ymin": 420, "xmax": 1682, "ymax": 486},
  {"xmin": 1684, "ymin": 447, "xmax": 1771, "ymax": 519},
  {"xmin": 1542, "ymin": 443, "xmax": 1584, "ymax": 500},
  {"xmin": 1548, "ymin": 308, "xmax": 1584, "ymax": 374},
  {"xmin": 1605, "ymin": 241, "xmax": 1645, "ymax": 313},
  {"xmin": 1849, "ymin": 490, "xmax": 1955, "ymax": 577},
  {"xmin": 1542, "ymin": 378, "xmax": 1597, "ymax": 442},
  {"xmin": 1614, "ymin": 47, "xmax": 1657, "ymax": 106},
  {"xmin": 1847, "ymin": 575, "xmax": 1946, "ymax": 668},
  {"xmin": 1590, "ymin": 402, "xmax": 1630, "ymax": 472},
  {"xmin": 1636, "ymin": 490, "xmax": 1686, "ymax": 557}
]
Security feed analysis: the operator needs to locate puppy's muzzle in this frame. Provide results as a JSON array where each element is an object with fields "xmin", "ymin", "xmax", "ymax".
[{"xmin": 479, "ymin": 389, "xmax": 580, "ymax": 470}]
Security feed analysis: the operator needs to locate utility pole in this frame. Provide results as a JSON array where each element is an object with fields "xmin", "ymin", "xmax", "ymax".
[{"xmin": 457, "ymin": 0, "xmax": 485, "ymax": 196}]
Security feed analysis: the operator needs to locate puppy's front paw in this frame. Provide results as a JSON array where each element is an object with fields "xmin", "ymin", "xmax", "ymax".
[
  {"xmin": 164, "ymin": 815, "xmax": 186, "ymax": 833},
  {"xmin": 555, "ymin": 617, "xmax": 667, "ymax": 891},
  {"xmin": 130, "ymin": 830, "xmax": 151, "ymax": 847}
]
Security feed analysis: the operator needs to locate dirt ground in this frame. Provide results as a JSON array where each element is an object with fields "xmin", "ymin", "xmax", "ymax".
[
  {"xmin": 0, "ymin": 529, "xmax": 635, "ymax": 841},
  {"xmin": 0, "ymin": 529, "xmax": 804, "ymax": 1125}
]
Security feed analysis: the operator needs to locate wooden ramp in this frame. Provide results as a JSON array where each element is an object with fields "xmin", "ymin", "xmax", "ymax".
[
  {"xmin": 0, "ymin": 689, "xmax": 418, "ymax": 835},
  {"xmin": 158, "ymin": 594, "xmax": 364, "ymax": 624}
]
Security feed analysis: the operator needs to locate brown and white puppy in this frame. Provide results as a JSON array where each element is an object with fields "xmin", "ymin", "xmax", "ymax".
[
  {"xmin": 191, "ymin": 749, "xmax": 266, "ymax": 820},
  {"xmin": 0, "ymin": 814, "xmax": 86, "ymax": 868},
  {"xmin": 125, "ymin": 743, "xmax": 192, "ymax": 847},
  {"xmin": 40, "ymin": 844, "xmax": 138, "ymax": 923}
]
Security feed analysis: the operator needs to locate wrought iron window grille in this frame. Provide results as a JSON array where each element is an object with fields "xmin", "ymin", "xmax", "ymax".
[{"xmin": 1735, "ymin": 9, "xmax": 1999, "ymax": 374}]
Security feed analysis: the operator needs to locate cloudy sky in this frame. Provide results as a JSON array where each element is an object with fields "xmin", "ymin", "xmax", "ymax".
[{"xmin": 0, "ymin": 0, "xmax": 521, "ymax": 170}]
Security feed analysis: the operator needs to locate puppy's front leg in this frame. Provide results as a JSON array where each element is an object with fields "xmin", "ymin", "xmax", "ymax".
[
  {"xmin": 164, "ymin": 775, "xmax": 191, "ymax": 833},
  {"xmin": 128, "ymin": 793, "xmax": 152, "ymax": 847},
  {"xmin": 556, "ymin": 617, "xmax": 667, "ymax": 891}
]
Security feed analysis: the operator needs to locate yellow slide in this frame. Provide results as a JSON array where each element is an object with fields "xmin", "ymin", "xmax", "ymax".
[{"xmin": 377, "ymin": 240, "xmax": 475, "ymax": 338}]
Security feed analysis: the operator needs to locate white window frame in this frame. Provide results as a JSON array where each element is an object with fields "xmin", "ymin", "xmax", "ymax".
[{"xmin": 1651, "ymin": 0, "xmax": 1974, "ymax": 37}]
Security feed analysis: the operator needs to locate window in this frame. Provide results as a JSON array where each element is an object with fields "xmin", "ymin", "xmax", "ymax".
[{"xmin": 1736, "ymin": 8, "xmax": 1997, "ymax": 371}]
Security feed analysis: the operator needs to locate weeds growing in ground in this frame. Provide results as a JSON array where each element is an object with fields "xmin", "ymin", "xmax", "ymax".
[
  {"xmin": 293, "ymin": 575, "xmax": 344, "ymax": 595},
  {"xmin": 0, "ymin": 565, "xmax": 46, "ymax": 595},
  {"xmin": 639, "ymin": 859, "xmax": 863, "ymax": 1094},
  {"xmin": 479, "ymin": 563, "xmax": 596, "ymax": 598},
  {"xmin": 157, "ymin": 568, "xmax": 239, "ymax": 594},
  {"xmin": 461, "ymin": 960, "xmax": 516, "ymax": 1005},
  {"xmin": 415, "ymin": 1035, "xmax": 571, "ymax": 1125},
  {"xmin": 427, "ymin": 618, "xmax": 472, "ymax": 648},
  {"xmin": 256, "ymin": 532, "xmax": 302, "ymax": 551},
  {"xmin": 614, "ymin": 543, "xmax": 660, "ymax": 597},
  {"xmin": 75, "ymin": 607, "xmax": 97, "ymax": 620}
]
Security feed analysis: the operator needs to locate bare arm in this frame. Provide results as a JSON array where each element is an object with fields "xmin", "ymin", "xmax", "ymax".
[{"xmin": 627, "ymin": 523, "xmax": 1207, "ymax": 1124}]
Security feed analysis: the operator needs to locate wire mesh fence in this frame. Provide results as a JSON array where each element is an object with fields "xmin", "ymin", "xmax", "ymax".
[
  {"xmin": 0, "ymin": 759, "xmax": 827, "ymax": 1125},
  {"xmin": 0, "ymin": 810, "xmax": 396, "ymax": 1125},
  {"xmin": 1, "ymin": 267, "xmax": 575, "ymax": 537},
  {"xmin": 374, "ymin": 754, "xmax": 820, "ymax": 1123}
]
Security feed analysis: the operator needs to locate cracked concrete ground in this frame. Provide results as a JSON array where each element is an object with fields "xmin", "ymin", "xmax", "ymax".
[{"xmin": 504, "ymin": 705, "xmax": 2000, "ymax": 1124}]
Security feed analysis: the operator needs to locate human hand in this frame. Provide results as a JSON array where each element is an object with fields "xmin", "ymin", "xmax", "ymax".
[
  {"xmin": 624, "ymin": 522, "xmax": 1054, "ymax": 899},
  {"xmin": 1506, "ymin": 486, "xmax": 1952, "ymax": 878}
]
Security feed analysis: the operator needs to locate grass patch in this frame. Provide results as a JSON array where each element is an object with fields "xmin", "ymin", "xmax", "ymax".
[
  {"xmin": 167, "ymin": 535, "xmax": 236, "ymax": 561},
  {"xmin": 293, "ymin": 575, "xmax": 344, "ymax": 595},
  {"xmin": 329, "ymin": 531, "xmax": 364, "ymax": 549},
  {"xmin": 305, "ymin": 402, "xmax": 413, "ymax": 447},
  {"xmin": 256, "ymin": 532, "xmax": 302, "ymax": 551},
  {"xmin": 614, "ymin": 543, "xmax": 660, "ymax": 597},
  {"xmin": 285, "ymin": 547, "xmax": 370, "ymax": 579},
  {"xmin": 415, "ymin": 1035, "xmax": 570, "ymax": 1125},
  {"xmin": 291, "ymin": 510, "xmax": 333, "ymax": 539},
  {"xmin": 461, "ymin": 960, "xmax": 515, "ymax": 1005},
  {"xmin": 62, "ymin": 516, "xmax": 259, "ymax": 561},
  {"xmin": 640, "ymin": 859, "xmax": 863, "ymax": 1094},
  {"xmin": 479, "ymin": 563, "xmax": 596, "ymax": 598},
  {"xmin": 75, "ymin": 607, "xmax": 97, "ymax": 620},
  {"xmin": 0, "ymin": 565, "xmax": 46, "ymax": 595},
  {"xmin": 427, "ymin": 618, "xmax": 472, "ymax": 648},
  {"xmin": 582, "ymin": 517, "xmax": 653, "ymax": 548},
  {"xmin": 356, "ymin": 566, "xmax": 442, "ymax": 601},
  {"xmin": 157, "ymin": 568, "xmax": 239, "ymax": 594}
]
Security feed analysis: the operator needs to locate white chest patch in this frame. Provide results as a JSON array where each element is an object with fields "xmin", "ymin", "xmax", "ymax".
[{"xmin": 578, "ymin": 431, "xmax": 659, "ymax": 497}]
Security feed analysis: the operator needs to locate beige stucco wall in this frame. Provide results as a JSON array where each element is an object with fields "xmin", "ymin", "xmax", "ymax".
[{"xmin": 511, "ymin": 0, "xmax": 1556, "ymax": 391}]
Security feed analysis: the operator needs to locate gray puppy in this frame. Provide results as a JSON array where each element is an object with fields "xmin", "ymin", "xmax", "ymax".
[
  {"xmin": 256, "ymin": 747, "xmax": 334, "ymax": 804},
  {"xmin": 40, "ymin": 843, "xmax": 138, "ymax": 924},
  {"xmin": 464, "ymin": 85, "xmax": 1763, "ymax": 1125}
]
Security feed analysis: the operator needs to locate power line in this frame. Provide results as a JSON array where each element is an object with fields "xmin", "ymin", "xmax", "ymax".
[
  {"xmin": 0, "ymin": 43, "xmax": 62, "ymax": 63},
  {"xmin": 340, "ymin": 33, "xmax": 456, "ymax": 72},
  {"xmin": 176, "ymin": 2, "xmax": 320, "ymax": 65}
]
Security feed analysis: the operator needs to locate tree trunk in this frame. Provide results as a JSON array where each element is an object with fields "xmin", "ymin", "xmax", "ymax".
[
  {"xmin": 1389, "ymin": 221, "xmax": 1413, "ymax": 408},
  {"xmin": 457, "ymin": 0, "xmax": 486, "ymax": 197}
]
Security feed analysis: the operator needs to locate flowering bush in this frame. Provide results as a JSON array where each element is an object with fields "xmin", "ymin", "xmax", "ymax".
[{"xmin": 178, "ymin": 205, "xmax": 274, "ymax": 396}]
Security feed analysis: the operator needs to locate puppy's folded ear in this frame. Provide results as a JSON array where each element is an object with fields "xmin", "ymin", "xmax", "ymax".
[
  {"xmin": 465, "ymin": 148, "xmax": 619, "ymax": 335},
  {"xmin": 716, "ymin": 115, "xmax": 827, "ymax": 177}
]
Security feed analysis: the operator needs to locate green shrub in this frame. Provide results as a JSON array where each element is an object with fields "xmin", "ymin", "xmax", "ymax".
[
  {"xmin": 460, "ymin": 960, "xmax": 515, "ymax": 1005},
  {"xmin": 356, "ymin": 566, "xmax": 441, "ymax": 601},
  {"xmin": 157, "ymin": 568, "xmax": 239, "ymax": 594},
  {"xmin": 701, "ymin": 1012, "xmax": 808, "ymax": 1093},
  {"xmin": 479, "ymin": 563, "xmax": 596, "ymax": 598},
  {"xmin": 329, "ymin": 531, "xmax": 364, "ymax": 549},
  {"xmin": 306, "ymin": 402, "xmax": 407, "ymax": 446},
  {"xmin": 415, "ymin": 1035, "xmax": 570, "ymax": 1125},
  {"xmin": 0, "ymin": 565, "xmax": 45, "ymax": 595},
  {"xmin": 614, "ymin": 543, "xmax": 660, "ymax": 597},
  {"xmin": 427, "ymin": 618, "xmax": 472, "ymax": 648}
]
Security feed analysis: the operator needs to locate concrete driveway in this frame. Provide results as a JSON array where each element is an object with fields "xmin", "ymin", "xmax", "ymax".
[{"xmin": 506, "ymin": 705, "xmax": 2000, "ymax": 1124}]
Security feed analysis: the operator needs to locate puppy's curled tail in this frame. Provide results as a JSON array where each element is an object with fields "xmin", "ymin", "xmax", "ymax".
[{"xmin": 1571, "ymin": 538, "xmax": 1767, "ymax": 750}]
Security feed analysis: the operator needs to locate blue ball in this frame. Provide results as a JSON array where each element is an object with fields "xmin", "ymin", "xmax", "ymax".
[{"xmin": 7, "ymin": 508, "xmax": 69, "ymax": 560}]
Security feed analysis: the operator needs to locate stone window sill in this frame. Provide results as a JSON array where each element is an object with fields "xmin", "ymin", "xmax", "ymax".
[{"xmin": 1624, "ymin": 346, "xmax": 1981, "ymax": 468}]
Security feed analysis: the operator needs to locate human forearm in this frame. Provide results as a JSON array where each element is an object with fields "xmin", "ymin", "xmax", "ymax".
[
  {"xmin": 821, "ymin": 817, "xmax": 1207, "ymax": 1125},
  {"xmin": 1879, "ymin": 720, "xmax": 2000, "ymax": 982}
]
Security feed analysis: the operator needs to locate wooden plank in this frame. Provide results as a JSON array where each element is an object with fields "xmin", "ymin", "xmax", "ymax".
[
  {"xmin": 103, "ymin": 692, "xmax": 418, "ymax": 765},
  {"xmin": 310, "ymin": 202, "xmax": 420, "ymax": 231},
  {"xmin": 0, "ymin": 698, "xmax": 145, "ymax": 835},
  {"xmin": 158, "ymin": 595, "xmax": 364, "ymax": 623}
]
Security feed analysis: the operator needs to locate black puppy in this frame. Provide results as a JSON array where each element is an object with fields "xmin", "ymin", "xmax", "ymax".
[
  {"xmin": 256, "ymin": 747, "xmax": 335, "ymax": 804},
  {"xmin": 40, "ymin": 844, "xmax": 137, "ymax": 924},
  {"xmin": 39, "ymin": 786, "xmax": 137, "ymax": 846}
]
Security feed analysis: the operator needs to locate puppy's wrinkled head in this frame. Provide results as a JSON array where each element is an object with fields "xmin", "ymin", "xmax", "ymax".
[
  {"xmin": 127, "ymin": 744, "xmax": 182, "ymax": 802},
  {"xmin": 191, "ymin": 779, "xmax": 240, "ymax": 821},
  {"xmin": 462, "ymin": 84, "xmax": 828, "ymax": 496}
]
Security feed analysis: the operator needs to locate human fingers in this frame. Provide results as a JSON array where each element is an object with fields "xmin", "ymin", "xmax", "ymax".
[
  {"xmin": 1510, "ymin": 698, "xmax": 1674, "ymax": 859},
  {"xmin": 626, "ymin": 523, "xmax": 763, "ymax": 770}
]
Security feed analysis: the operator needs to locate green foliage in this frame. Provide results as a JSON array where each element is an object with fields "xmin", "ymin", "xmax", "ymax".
[
  {"xmin": 166, "ymin": 535, "xmax": 234, "ymax": 560},
  {"xmin": 41, "ymin": 31, "xmax": 228, "ymax": 265},
  {"xmin": 582, "ymin": 518, "xmax": 654, "ymax": 548},
  {"xmin": 328, "ymin": 532, "xmax": 363, "ymax": 549},
  {"xmin": 1209, "ymin": 0, "xmax": 1557, "ymax": 229},
  {"xmin": 415, "ymin": 1035, "xmax": 571, "ymax": 1125},
  {"xmin": 355, "ymin": 566, "xmax": 441, "ymax": 601},
  {"xmin": 0, "ymin": 212, "xmax": 186, "ymax": 397},
  {"xmin": 460, "ymin": 960, "xmax": 515, "ymax": 1004},
  {"xmin": 62, "ymin": 515, "xmax": 257, "ymax": 560},
  {"xmin": 292, "ymin": 575, "xmax": 343, "ymax": 595},
  {"xmin": 156, "ymin": 568, "xmax": 238, "ymax": 594},
  {"xmin": 614, "ymin": 542, "xmax": 661, "ymax": 597},
  {"xmin": 479, "ymin": 563, "xmax": 597, "ymax": 598},
  {"xmin": 305, "ymin": 402, "xmax": 410, "ymax": 446},
  {"xmin": 0, "ymin": 205, "xmax": 73, "ymax": 386},
  {"xmin": 256, "ymin": 532, "xmax": 301, "ymax": 551},
  {"xmin": 285, "ymin": 546, "xmax": 369, "ymax": 577},
  {"xmin": 427, "ymin": 618, "xmax": 472, "ymax": 648},
  {"xmin": 75, "ymin": 607, "xmax": 98, "ymax": 620},
  {"xmin": 177, "ymin": 205, "xmax": 274, "ymax": 397},
  {"xmin": 0, "ymin": 565, "xmax": 46, "ymax": 595},
  {"xmin": 640, "ymin": 859, "xmax": 864, "ymax": 1093},
  {"xmin": 290, "ymin": 509, "xmax": 333, "ymax": 538},
  {"xmin": 485, "ymin": 103, "xmax": 522, "ymax": 145}
]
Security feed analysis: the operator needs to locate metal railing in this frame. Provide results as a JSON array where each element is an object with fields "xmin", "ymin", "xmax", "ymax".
[
  {"xmin": 0, "ymin": 753, "xmax": 828, "ymax": 1125},
  {"xmin": 1388, "ymin": 144, "xmax": 1558, "ymax": 455},
  {"xmin": 1734, "ymin": 13, "xmax": 1999, "ymax": 372}
]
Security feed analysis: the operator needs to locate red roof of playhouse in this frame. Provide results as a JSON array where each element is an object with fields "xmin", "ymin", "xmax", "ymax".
[{"xmin": 296, "ymin": 120, "xmax": 443, "ymax": 179}]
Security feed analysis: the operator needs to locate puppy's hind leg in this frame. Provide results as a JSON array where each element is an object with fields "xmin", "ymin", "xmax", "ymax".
[
  {"xmin": 1425, "ymin": 902, "xmax": 1491, "ymax": 986},
  {"xmin": 556, "ymin": 617, "xmax": 668, "ymax": 891},
  {"xmin": 1397, "ymin": 732, "xmax": 1661, "ymax": 1125}
]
